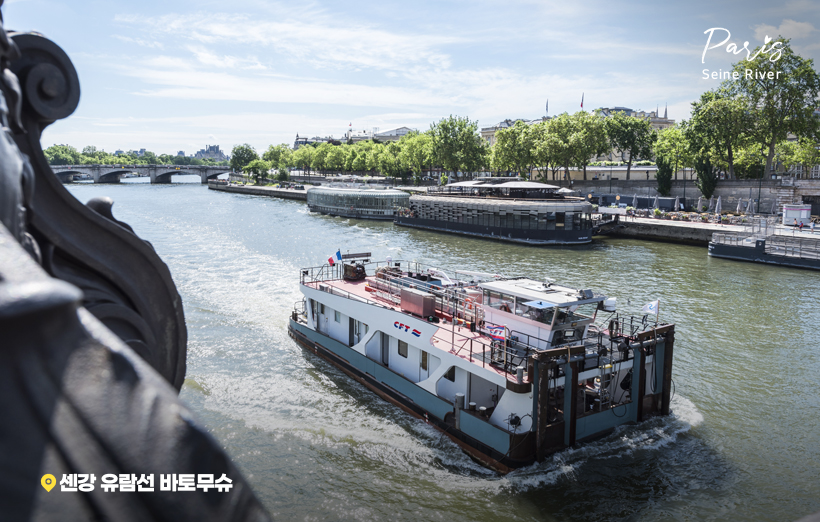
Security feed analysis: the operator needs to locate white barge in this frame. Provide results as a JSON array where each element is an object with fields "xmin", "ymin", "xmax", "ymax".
[
  {"xmin": 288, "ymin": 255, "xmax": 676, "ymax": 472},
  {"xmin": 307, "ymin": 186, "xmax": 410, "ymax": 220}
]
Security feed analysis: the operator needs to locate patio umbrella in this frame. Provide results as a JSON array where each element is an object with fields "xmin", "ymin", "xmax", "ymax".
[
  {"xmin": 770, "ymin": 200, "xmax": 777, "ymax": 214},
  {"xmin": 746, "ymin": 198, "xmax": 753, "ymax": 216},
  {"xmin": 632, "ymin": 194, "xmax": 638, "ymax": 208},
  {"xmin": 708, "ymin": 196, "xmax": 714, "ymax": 212},
  {"xmin": 653, "ymin": 195, "xmax": 659, "ymax": 209},
  {"xmin": 674, "ymin": 196, "xmax": 680, "ymax": 211},
  {"xmin": 715, "ymin": 196, "xmax": 722, "ymax": 215},
  {"xmin": 697, "ymin": 196, "xmax": 703, "ymax": 213},
  {"xmin": 736, "ymin": 198, "xmax": 743, "ymax": 214}
]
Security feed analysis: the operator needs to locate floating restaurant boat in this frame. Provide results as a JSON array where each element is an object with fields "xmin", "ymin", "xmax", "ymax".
[
  {"xmin": 709, "ymin": 217, "xmax": 820, "ymax": 270},
  {"xmin": 394, "ymin": 179, "xmax": 612, "ymax": 245},
  {"xmin": 306, "ymin": 186, "xmax": 411, "ymax": 220},
  {"xmin": 288, "ymin": 254, "xmax": 676, "ymax": 472}
]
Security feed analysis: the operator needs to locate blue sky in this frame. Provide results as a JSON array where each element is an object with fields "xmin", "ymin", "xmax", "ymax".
[{"xmin": 4, "ymin": 0, "xmax": 820, "ymax": 156}]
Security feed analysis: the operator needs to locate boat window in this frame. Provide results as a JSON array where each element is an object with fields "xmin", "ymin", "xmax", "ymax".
[
  {"xmin": 554, "ymin": 303, "xmax": 598, "ymax": 325},
  {"xmin": 484, "ymin": 290, "xmax": 514, "ymax": 312},
  {"xmin": 334, "ymin": 310, "xmax": 341, "ymax": 323},
  {"xmin": 319, "ymin": 303, "xmax": 325, "ymax": 315},
  {"xmin": 421, "ymin": 351, "xmax": 428, "ymax": 370},
  {"xmin": 555, "ymin": 212, "xmax": 565, "ymax": 228},
  {"xmin": 443, "ymin": 366, "xmax": 455, "ymax": 382},
  {"xmin": 398, "ymin": 340, "xmax": 408, "ymax": 358},
  {"xmin": 517, "ymin": 302, "xmax": 555, "ymax": 325}
]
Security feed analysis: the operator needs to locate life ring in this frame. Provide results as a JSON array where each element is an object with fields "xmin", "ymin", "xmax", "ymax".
[{"xmin": 465, "ymin": 297, "xmax": 474, "ymax": 310}]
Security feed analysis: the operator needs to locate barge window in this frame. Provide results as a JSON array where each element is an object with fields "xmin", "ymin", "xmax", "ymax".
[
  {"xmin": 555, "ymin": 212, "xmax": 565, "ymax": 228},
  {"xmin": 334, "ymin": 310, "xmax": 341, "ymax": 323},
  {"xmin": 319, "ymin": 303, "xmax": 325, "ymax": 315},
  {"xmin": 421, "ymin": 351, "xmax": 428, "ymax": 370},
  {"xmin": 443, "ymin": 366, "xmax": 455, "ymax": 382},
  {"xmin": 398, "ymin": 340, "xmax": 408, "ymax": 358}
]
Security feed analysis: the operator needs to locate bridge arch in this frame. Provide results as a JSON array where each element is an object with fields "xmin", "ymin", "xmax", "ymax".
[
  {"xmin": 98, "ymin": 171, "xmax": 125, "ymax": 183},
  {"xmin": 153, "ymin": 170, "xmax": 196, "ymax": 184}
]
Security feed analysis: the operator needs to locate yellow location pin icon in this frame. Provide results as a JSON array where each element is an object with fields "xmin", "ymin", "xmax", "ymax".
[{"xmin": 41, "ymin": 474, "xmax": 56, "ymax": 492}]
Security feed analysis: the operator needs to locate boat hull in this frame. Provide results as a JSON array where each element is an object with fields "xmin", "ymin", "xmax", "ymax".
[
  {"xmin": 288, "ymin": 318, "xmax": 533, "ymax": 472},
  {"xmin": 708, "ymin": 241, "xmax": 820, "ymax": 270},
  {"xmin": 394, "ymin": 216, "xmax": 592, "ymax": 245}
]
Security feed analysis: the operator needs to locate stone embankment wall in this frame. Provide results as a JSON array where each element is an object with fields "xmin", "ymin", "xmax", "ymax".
[{"xmin": 569, "ymin": 178, "xmax": 820, "ymax": 213}]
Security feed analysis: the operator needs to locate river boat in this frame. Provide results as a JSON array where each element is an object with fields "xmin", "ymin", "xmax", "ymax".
[
  {"xmin": 393, "ymin": 179, "xmax": 614, "ymax": 245},
  {"xmin": 288, "ymin": 254, "xmax": 676, "ymax": 472},
  {"xmin": 709, "ymin": 217, "xmax": 820, "ymax": 270},
  {"xmin": 307, "ymin": 186, "xmax": 411, "ymax": 220}
]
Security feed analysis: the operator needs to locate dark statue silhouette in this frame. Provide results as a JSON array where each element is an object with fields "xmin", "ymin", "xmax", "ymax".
[{"xmin": 0, "ymin": 3, "xmax": 271, "ymax": 520}]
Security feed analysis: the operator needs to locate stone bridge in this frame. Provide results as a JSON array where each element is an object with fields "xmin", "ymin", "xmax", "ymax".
[{"xmin": 51, "ymin": 164, "xmax": 232, "ymax": 184}]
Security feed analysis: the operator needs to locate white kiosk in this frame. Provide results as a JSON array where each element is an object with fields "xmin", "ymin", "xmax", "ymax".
[{"xmin": 782, "ymin": 204, "xmax": 812, "ymax": 226}]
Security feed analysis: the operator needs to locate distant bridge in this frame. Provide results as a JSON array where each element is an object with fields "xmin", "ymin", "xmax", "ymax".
[{"xmin": 51, "ymin": 164, "xmax": 232, "ymax": 184}]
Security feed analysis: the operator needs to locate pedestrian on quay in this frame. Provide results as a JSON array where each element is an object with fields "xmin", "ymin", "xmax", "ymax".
[
  {"xmin": 799, "ymin": 221, "xmax": 804, "ymax": 233},
  {"xmin": 812, "ymin": 221, "xmax": 816, "ymax": 233}
]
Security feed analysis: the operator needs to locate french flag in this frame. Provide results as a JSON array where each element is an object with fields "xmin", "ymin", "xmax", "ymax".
[
  {"xmin": 487, "ymin": 325, "xmax": 505, "ymax": 341},
  {"xmin": 328, "ymin": 249, "xmax": 342, "ymax": 266}
]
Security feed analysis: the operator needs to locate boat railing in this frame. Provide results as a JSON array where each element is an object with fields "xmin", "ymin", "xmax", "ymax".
[
  {"xmin": 765, "ymin": 235, "xmax": 820, "ymax": 259},
  {"xmin": 711, "ymin": 232, "xmax": 757, "ymax": 247}
]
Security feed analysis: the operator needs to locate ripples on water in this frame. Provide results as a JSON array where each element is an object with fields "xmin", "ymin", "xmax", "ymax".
[{"xmin": 65, "ymin": 178, "xmax": 820, "ymax": 521}]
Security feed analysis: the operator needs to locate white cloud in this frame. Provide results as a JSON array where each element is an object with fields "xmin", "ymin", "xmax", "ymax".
[
  {"xmin": 754, "ymin": 19, "xmax": 816, "ymax": 41},
  {"xmin": 113, "ymin": 35, "xmax": 164, "ymax": 50},
  {"xmin": 114, "ymin": 11, "xmax": 462, "ymax": 72}
]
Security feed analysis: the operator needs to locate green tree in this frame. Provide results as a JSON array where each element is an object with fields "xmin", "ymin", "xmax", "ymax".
[
  {"xmin": 530, "ymin": 120, "xmax": 566, "ymax": 181},
  {"xmin": 325, "ymin": 145, "xmax": 346, "ymax": 175},
  {"xmin": 429, "ymin": 115, "xmax": 486, "ymax": 179},
  {"xmin": 230, "ymin": 144, "xmax": 259, "ymax": 172},
  {"xmin": 293, "ymin": 145, "xmax": 315, "ymax": 176},
  {"xmin": 45, "ymin": 144, "xmax": 82, "ymax": 165},
  {"xmin": 379, "ymin": 141, "xmax": 404, "ymax": 182},
  {"xmin": 603, "ymin": 111, "xmax": 656, "ymax": 180},
  {"xmin": 491, "ymin": 120, "xmax": 534, "ymax": 177},
  {"xmin": 655, "ymin": 155, "xmax": 673, "ymax": 196},
  {"xmin": 725, "ymin": 37, "xmax": 820, "ymax": 173},
  {"xmin": 262, "ymin": 144, "xmax": 292, "ymax": 171},
  {"xmin": 398, "ymin": 132, "xmax": 432, "ymax": 185},
  {"xmin": 244, "ymin": 159, "xmax": 271, "ymax": 184},
  {"xmin": 570, "ymin": 111, "xmax": 609, "ymax": 180},
  {"xmin": 654, "ymin": 126, "xmax": 693, "ymax": 180},
  {"xmin": 687, "ymin": 90, "xmax": 752, "ymax": 178},
  {"xmin": 777, "ymin": 137, "xmax": 820, "ymax": 177},
  {"xmin": 694, "ymin": 156, "xmax": 719, "ymax": 199}
]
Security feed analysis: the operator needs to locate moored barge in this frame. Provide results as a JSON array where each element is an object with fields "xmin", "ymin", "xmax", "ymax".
[
  {"xmin": 288, "ymin": 255, "xmax": 676, "ymax": 472},
  {"xmin": 307, "ymin": 186, "xmax": 410, "ymax": 220},
  {"xmin": 394, "ymin": 179, "xmax": 607, "ymax": 245},
  {"xmin": 709, "ymin": 217, "xmax": 820, "ymax": 270}
]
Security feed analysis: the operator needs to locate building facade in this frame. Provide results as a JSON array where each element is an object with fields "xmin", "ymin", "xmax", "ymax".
[{"xmin": 194, "ymin": 145, "xmax": 228, "ymax": 161}]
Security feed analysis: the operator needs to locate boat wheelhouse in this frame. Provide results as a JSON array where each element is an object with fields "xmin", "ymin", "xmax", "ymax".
[
  {"xmin": 394, "ymin": 179, "xmax": 604, "ymax": 244},
  {"xmin": 288, "ymin": 255, "xmax": 676, "ymax": 472},
  {"xmin": 306, "ymin": 186, "xmax": 410, "ymax": 220}
]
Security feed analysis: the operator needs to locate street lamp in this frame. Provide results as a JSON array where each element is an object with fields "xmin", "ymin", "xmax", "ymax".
[
  {"xmin": 757, "ymin": 151, "xmax": 766, "ymax": 214},
  {"xmin": 676, "ymin": 153, "xmax": 683, "ymax": 209},
  {"xmin": 609, "ymin": 163, "xmax": 613, "ymax": 194}
]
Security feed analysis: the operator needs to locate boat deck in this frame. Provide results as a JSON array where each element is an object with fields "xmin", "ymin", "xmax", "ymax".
[{"xmin": 306, "ymin": 277, "xmax": 517, "ymax": 382}]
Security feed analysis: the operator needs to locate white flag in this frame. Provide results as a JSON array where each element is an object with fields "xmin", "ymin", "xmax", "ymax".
[{"xmin": 642, "ymin": 300, "xmax": 659, "ymax": 315}]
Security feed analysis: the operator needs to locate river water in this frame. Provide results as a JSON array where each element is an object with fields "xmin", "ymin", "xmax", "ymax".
[{"xmin": 66, "ymin": 177, "xmax": 820, "ymax": 522}]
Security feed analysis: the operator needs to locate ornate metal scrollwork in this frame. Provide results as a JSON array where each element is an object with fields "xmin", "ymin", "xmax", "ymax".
[
  {"xmin": 0, "ymin": 5, "xmax": 270, "ymax": 519},
  {"xmin": 7, "ymin": 30, "xmax": 186, "ymax": 389}
]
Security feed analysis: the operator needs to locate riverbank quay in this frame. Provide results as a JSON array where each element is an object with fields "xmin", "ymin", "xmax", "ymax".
[
  {"xmin": 607, "ymin": 216, "xmax": 746, "ymax": 245},
  {"xmin": 569, "ymin": 178, "xmax": 820, "ymax": 216},
  {"xmin": 208, "ymin": 180, "xmax": 309, "ymax": 201}
]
